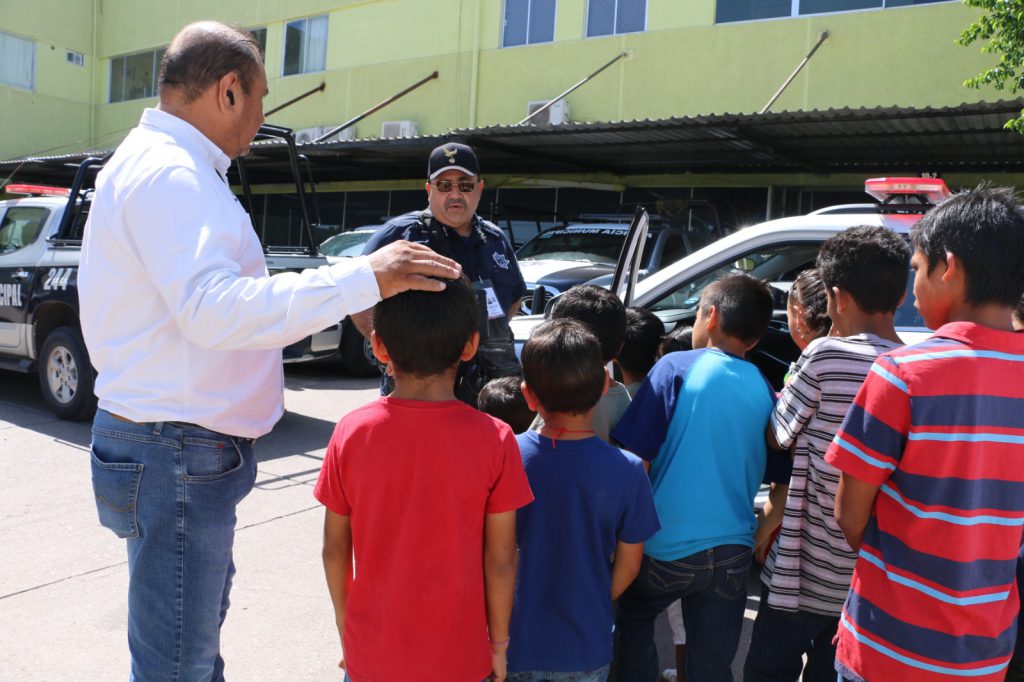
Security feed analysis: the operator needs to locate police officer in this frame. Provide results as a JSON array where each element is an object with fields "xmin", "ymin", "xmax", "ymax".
[{"xmin": 352, "ymin": 142, "xmax": 526, "ymax": 404}]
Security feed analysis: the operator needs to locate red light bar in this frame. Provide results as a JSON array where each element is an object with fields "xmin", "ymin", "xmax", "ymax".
[
  {"xmin": 3, "ymin": 184, "xmax": 70, "ymax": 197},
  {"xmin": 864, "ymin": 177, "xmax": 950, "ymax": 204}
]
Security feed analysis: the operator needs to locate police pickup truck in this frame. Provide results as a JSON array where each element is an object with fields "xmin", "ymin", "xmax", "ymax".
[{"xmin": 0, "ymin": 127, "xmax": 341, "ymax": 420}]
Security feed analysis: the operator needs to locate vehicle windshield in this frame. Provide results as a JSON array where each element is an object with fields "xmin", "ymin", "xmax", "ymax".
[
  {"xmin": 318, "ymin": 230, "xmax": 377, "ymax": 257},
  {"xmin": 516, "ymin": 226, "xmax": 655, "ymax": 266}
]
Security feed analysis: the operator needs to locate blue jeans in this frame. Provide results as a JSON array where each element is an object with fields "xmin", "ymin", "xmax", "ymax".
[
  {"xmin": 89, "ymin": 409, "xmax": 258, "ymax": 681},
  {"xmin": 508, "ymin": 665, "xmax": 610, "ymax": 681},
  {"xmin": 614, "ymin": 544, "xmax": 751, "ymax": 682},
  {"xmin": 744, "ymin": 584, "xmax": 840, "ymax": 682}
]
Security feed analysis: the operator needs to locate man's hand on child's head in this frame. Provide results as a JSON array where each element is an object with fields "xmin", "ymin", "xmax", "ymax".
[{"xmin": 368, "ymin": 240, "xmax": 461, "ymax": 298}]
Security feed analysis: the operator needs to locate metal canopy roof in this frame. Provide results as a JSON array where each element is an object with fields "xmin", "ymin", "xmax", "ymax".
[{"xmin": 4, "ymin": 100, "xmax": 1024, "ymax": 188}]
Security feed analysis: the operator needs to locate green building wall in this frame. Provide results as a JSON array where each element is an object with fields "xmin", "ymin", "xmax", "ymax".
[{"xmin": 0, "ymin": 0, "xmax": 1003, "ymax": 191}]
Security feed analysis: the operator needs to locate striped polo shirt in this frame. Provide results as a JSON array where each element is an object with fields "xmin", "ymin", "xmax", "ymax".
[
  {"xmin": 763, "ymin": 334, "xmax": 901, "ymax": 616},
  {"xmin": 825, "ymin": 322, "xmax": 1024, "ymax": 682}
]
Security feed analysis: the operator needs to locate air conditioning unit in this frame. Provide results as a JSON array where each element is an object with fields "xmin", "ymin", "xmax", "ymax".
[
  {"xmin": 295, "ymin": 126, "xmax": 356, "ymax": 144},
  {"xmin": 295, "ymin": 126, "xmax": 324, "ymax": 144},
  {"xmin": 380, "ymin": 120, "xmax": 419, "ymax": 138},
  {"xmin": 317, "ymin": 126, "xmax": 356, "ymax": 143},
  {"xmin": 525, "ymin": 99, "xmax": 570, "ymax": 126}
]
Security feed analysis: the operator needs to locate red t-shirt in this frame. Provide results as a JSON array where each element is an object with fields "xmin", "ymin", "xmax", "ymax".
[{"xmin": 314, "ymin": 397, "xmax": 534, "ymax": 682}]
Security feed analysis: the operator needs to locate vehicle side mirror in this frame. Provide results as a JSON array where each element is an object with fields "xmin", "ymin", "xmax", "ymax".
[{"xmin": 734, "ymin": 257, "xmax": 756, "ymax": 272}]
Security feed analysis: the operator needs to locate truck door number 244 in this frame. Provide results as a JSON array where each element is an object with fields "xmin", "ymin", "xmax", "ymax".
[{"xmin": 43, "ymin": 267, "xmax": 74, "ymax": 291}]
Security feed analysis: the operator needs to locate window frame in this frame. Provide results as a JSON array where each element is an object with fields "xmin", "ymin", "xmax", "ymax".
[
  {"xmin": 108, "ymin": 48, "xmax": 165, "ymax": 103},
  {"xmin": 282, "ymin": 14, "xmax": 329, "ymax": 77},
  {"xmin": 715, "ymin": 0, "xmax": 957, "ymax": 25},
  {"xmin": 0, "ymin": 30, "xmax": 36, "ymax": 91},
  {"xmin": 249, "ymin": 27, "xmax": 268, "ymax": 56},
  {"xmin": 501, "ymin": 0, "xmax": 558, "ymax": 48},
  {"xmin": 585, "ymin": 0, "xmax": 648, "ymax": 38}
]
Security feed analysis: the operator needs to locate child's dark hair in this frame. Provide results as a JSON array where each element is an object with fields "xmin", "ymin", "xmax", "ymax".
[
  {"xmin": 790, "ymin": 268, "xmax": 831, "ymax": 337},
  {"xmin": 522, "ymin": 319, "xmax": 606, "ymax": 415},
  {"xmin": 478, "ymin": 376, "xmax": 535, "ymax": 434},
  {"xmin": 659, "ymin": 325, "xmax": 693, "ymax": 356},
  {"xmin": 910, "ymin": 186, "xmax": 1024, "ymax": 307},
  {"xmin": 816, "ymin": 226, "xmax": 910, "ymax": 314},
  {"xmin": 549, "ymin": 284, "xmax": 626, "ymax": 362},
  {"xmin": 700, "ymin": 274, "xmax": 774, "ymax": 345},
  {"xmin": 618, "ymin": 307, "xmax": 664, "ymax": 376},
  {"xmin": 373, "ymin": 274, "xmax": 477, "ymax": 377}
]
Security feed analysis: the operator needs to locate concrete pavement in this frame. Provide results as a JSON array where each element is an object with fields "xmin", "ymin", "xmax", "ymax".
[{"xmin": 0, "ymin": 361, "xmax": 761, "ymax": 681}]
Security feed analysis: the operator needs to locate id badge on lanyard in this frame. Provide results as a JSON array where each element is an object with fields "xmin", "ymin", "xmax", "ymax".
[{"xmin": 475, "ymin": 278, "xmax": 505, "ymax": 320}]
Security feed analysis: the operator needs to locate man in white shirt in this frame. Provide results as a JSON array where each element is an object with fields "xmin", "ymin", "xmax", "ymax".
[{"xmin": 78, "ymin": 21, "xmax": 460, "ymax": 681}]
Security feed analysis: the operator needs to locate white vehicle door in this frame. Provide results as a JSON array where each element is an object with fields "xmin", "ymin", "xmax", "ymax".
[{"xmin": 609, "ymin": 206, "xmax": 649, "ymax": 308}]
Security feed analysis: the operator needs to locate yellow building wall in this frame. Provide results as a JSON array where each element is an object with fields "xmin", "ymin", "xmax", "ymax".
[
  {"xmin": 0, "ymin": 0, "xmax": 999, "ymax": 168},
  {"xmin": 0, "ymin": 0, "xmax": 96, "ymax": 161}
]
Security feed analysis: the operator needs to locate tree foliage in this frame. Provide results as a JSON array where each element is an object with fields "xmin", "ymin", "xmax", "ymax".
[{"xmin": 959, "ymin": 0, "xmax": 1024, "ymax": 132}]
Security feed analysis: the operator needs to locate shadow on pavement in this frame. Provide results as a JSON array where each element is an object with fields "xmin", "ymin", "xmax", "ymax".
[{"xmin": 0, "ymin": 371, "xmax": 92, "ymax": 449}]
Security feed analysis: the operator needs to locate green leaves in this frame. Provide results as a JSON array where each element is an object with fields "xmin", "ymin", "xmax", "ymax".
[{"xmin": 959, "ymin": 0, "xmax": 1024, "ymax": 130}]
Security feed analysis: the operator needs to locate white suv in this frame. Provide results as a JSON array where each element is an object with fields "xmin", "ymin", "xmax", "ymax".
[{"xmin": 511, "ymin": 178, "xmax": 947, "ymax": 389}]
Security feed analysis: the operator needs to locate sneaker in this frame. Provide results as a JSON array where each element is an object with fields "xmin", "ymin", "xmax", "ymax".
[{"xmin": 661, "ymin": 670, "xmax": 678, "ymax": 682}]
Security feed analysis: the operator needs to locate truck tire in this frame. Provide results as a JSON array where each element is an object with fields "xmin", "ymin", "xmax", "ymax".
[
  {"xmin": 38, "ymin": 326, "xmax": 97, "ymax": 421},
  {"xmin": 339, "ymin": 323, "xmax": 379, "ymax": 378}
]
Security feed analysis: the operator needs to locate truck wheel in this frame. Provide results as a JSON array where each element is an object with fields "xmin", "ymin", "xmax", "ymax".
[
  {"xmin": 339, "ymin": 323, "xmax": 379, "ymax": 378},
  {"xmin": 38, "ymin": 326, "xmax": 97, "ymax": 421}
]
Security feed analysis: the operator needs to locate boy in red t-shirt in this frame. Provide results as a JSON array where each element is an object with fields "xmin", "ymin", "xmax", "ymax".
[
  {"xmin": 315, "ymin": 275, "xmax": 534, "ymax": 682},
  {"xmin": 826, "ymin": 187, "xmax": 1024, "ymax": 682}
]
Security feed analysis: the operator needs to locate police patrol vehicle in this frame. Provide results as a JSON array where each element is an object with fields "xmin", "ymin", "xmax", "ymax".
[
  {"xmin": 0, "ymin": 127, "xmax": 343, "ymax": 420},
  {"xmin": 0, "ymin": 161, "xmax": 99, "ymax": 420}
]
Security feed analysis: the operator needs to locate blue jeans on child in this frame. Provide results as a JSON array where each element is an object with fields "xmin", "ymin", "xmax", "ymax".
[
  {"xmin": 614, "ymin": 544, "xmax": 752, "ymax": 682},
  {"xmin": 89, "ymin": 409, "xmax": 258, "ymax": 681},
  {"xmin": 743, "ymin": 583, "xmax": 840, "ymax": 682},
  {"xmin": 508, "ymin": 665, "xmax": 610, "ymax": 681}
]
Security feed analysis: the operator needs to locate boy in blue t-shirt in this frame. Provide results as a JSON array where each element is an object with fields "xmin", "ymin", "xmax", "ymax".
[
  {"xmin": 508, "ymin": 318, "xmax": 660, "ymax": 681},
  {"xmin": 611, "ymin": 273, "xmax": 776, "ymax": 682}
]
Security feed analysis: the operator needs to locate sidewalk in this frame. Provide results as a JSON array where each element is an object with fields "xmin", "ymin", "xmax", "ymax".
[{"xmin": 0, "ymin": 364, "xmax": 759, "ymax": 680}]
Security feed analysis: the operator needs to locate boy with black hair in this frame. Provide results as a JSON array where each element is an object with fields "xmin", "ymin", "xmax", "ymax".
[
  {"xmin": 659, "ymin": 325, "xmax": 694, "ymax": 357},
  {"xmin": 315, "ymin": 275, "xmax": 534, "ymax": 682},
  {"xmin": 479, "ymin": 376, "xmax": 536, "ymax": 434},
  {"xmin": 826, "ymin": 186, "xmax": 1024, "ymax": 682},
  {"xmin": 745, "ymin": 226, "xmax": 910, "ymax": 682},
  {"xmin": 531, "ymin": 284, "xmax": 631, "ymax": 442},
  {"xmin": 508, "ymin": 319, "xmax": 659, "ymax": 682},
  {"xmin": 611, "ymin": 273, "xmax": 776, "ymax": 682},
  {"xmin": 619, "ymin": 307, "xmax": 665, "ymax": 397}
]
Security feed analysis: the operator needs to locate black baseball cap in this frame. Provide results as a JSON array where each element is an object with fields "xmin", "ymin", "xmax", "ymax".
[{"xmin": 428, "ymin": 143, "xmax": 480, "ymax": 180}]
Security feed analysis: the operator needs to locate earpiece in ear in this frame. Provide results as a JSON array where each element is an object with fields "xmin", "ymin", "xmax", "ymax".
[{"xmin": 226, "ymin": 90, "xmax": 235, "ymax": 106}]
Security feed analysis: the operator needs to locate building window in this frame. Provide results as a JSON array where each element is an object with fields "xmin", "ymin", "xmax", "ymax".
[
  {"xmin": 716, "ymin": 0, "xmax": 954, "ymax": 23},
  {"xmin": 109, "ymin": 48, "xmax": 165, "ymax": 103},
  {"xmin": 250, "ymin": 27, "xmax": 268, "ymax": 55},
  {"xmin": 284, "ymin": 15, "xmax": 328, "ymax": 76},
  {"xmin": 586, "ymin": 0, "xmax": 646, "ymax": 37},
  {"xmin": 0, "ymin": 31, "xmax": 35, "ymax": 90},
  {"xmin": 503, "ymin": 0, "xmax": 557, "ymax": 47}
]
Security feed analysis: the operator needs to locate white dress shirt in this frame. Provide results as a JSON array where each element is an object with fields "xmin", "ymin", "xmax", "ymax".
[{"xmin": 79, "ymin": 108, "xmax": 381, "ymax": 437}]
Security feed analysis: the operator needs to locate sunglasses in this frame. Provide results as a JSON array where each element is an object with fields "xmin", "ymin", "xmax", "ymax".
[{"xmin": 432, "ymin": 179, "xmax": 477, "ymax": 193}]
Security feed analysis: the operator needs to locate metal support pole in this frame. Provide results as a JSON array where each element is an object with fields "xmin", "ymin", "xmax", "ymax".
[
  {"xmin": 517, "ymin": 51, "xmax": 629, "ymax": 126},
  {"xmin": 759, "ymin": 31, "xmax": 829, "ymax": 115},
  {"xmin": 264, "ymin": 82, "xmax": 326, "ymax": 117},
  {"xmin": 314, "ymin": 71, "xmax": 439, "ymax": 142}
]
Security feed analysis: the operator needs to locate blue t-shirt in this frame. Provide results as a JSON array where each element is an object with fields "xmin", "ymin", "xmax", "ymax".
[
  {"xmin": 508, "ymin": 431, "xmax": 660, "ymax": 672},
  {"xmin": 611, "ymin": 348, "xmax": 775, "ymax": 561}
]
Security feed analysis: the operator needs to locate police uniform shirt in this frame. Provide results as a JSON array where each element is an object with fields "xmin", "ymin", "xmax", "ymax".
[{"xmin": 362, "ymin": 210, "xmax": 526, "ymax": 315}]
